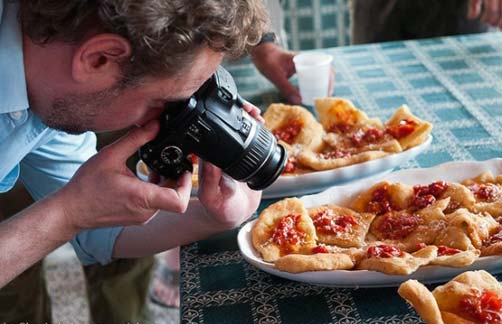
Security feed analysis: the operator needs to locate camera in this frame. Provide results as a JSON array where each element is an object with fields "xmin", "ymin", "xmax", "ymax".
[{"xmin": 138, "ymin": 66, "xmax": 287, "ymax": 190}]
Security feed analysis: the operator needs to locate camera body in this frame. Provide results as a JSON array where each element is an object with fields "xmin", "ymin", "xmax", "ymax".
[{"xmin": 139, "ymin": 66, "xmax": 287, "ymax": 190}]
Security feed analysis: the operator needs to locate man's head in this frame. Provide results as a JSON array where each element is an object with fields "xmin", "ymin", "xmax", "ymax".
[{"xmin": 20, "ymin": 0, "xmax": 268, "ymax": 134}]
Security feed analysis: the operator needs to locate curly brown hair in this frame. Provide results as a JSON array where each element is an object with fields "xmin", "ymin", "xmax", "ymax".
[{"xmin": 19, "ymin": 0, "xmax": 269, "ymax": 80}]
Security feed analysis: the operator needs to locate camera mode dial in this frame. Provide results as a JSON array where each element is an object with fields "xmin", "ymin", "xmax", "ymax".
[{"xmin": 160, "ymin": 146, "xmax": 184, "ymax": 165}]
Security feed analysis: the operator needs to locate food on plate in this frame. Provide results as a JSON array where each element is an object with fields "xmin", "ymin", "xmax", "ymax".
[
  {"xmin": 429, "ymin": 246, "xmax": 479, "ymax": 268},
  {"xmin": 275, "ymin": 252, "xmax": 355, "ymax": 273},
  {"xmin": 263, "ymin": 103, "xmax": 325, "ymax": 152},
  {"xmin": 251, "ymin": 198, "xmax": 317, "ymax": 262},
  {"xmin": 367, "ymin": 198, "xmax": 449, "ymax": 252},
  {"xmin": 315, "ymin": 96, "xmax": 375, "ymax": 133},
  {"xmin": 385, "ymin": 105, "xmax": 432, "ymax": 150},
  {"xmin": 435, "ymin": 208, "xmax": 499, "ymax": 250},
  {"xmin": 250, "ymin": 172, "xmax": 502, "ymax": 275},
  {"xmin": 307, "ymin": 204, "xmax": 375, "ymax": 248},
  {"xmin": 480, "ymin": 227, "xmax": 502, "ymax": 256},
  {"xmin": 263, "ymin": 98, "xmax": 432, "ymax": 175},
  {"xmin": 356, "ymin": 244, "xmax": 437, "ymax": 275},
  {"xmin": 398, "ymin": 270, "xmax": 502, "ymax": 324},
  {"xmin": 463, "ymin": 171, "xmax": 502, "ymax": 219},
  {"xmin": 297, "ymin": 146, "xmax": 390, "ymax": 171},
  {"xmin": 351, "ymin": 181, "xmax": 414, "ymax": 214}
]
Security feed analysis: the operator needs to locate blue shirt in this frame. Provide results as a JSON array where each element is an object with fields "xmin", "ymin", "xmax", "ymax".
[{"xmin": 0, "ymin": 1, "xmax": 123, "ymax": 265}]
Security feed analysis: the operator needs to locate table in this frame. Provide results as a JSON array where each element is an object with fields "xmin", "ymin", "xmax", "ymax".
[{"xmin": 181, "ymin": 32, "xmax": 502, "ymax": 324}]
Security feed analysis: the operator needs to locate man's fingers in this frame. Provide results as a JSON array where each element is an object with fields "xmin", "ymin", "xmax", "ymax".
[
  {"xmin": 242, "ymin": 101, "xmax": 265, "ymax": 123},
  {"xmin": 499, "ymin": 0, "xmax": 502, "ymax": 27},
  {"xmin": 468, "ymin": 0, "xmax": 483, "ymax": 19},
  {"xmin": 108, "ymin": 120, "xmax": 160, "ymax": 159},
  {"xmin": 271, "ymin": 74, "xmax": 302, "ymax": 105},
  {"xmin": 148, "ymin": 170, "xmax": 161, "ymax": 184},
  {"xmin": 198, "ymin": 161, "xmax": 222, "ymax": 191},
  {"xmin": 143, "ymin": 173, "xmax": 192, "ymax": 213},
  {"xmin": 198, "ymin": 161, "xmax": 238, "ymax": 200},
  {"xmin": 218, "ymin": 174, "xmax": 238, "ymax": 198},
  {"xmin": 481, "ymin": 0, "xmax": 501, "ymax": 25}
]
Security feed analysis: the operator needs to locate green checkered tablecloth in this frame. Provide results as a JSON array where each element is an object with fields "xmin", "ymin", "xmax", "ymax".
[
  {"xmin": 283, "ymin": 0, "xmax": 352, "ymax": 50},
  {"xmin": 181, "ymin": 32, "xmax": 502, "ymax": 324}
]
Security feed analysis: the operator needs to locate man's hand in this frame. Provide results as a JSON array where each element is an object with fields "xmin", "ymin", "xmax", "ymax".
[
  {"xmin": 468, "ymin": 0, "xmax": 502, "ymax": 28},
  {"xmin": 251, "ymin": 42, "xmax": 335, "ymax": 105},
  {"xmin": 197, "ymin": 161, "xmax": 262, "ymax": 230},
  {"xmin": 196, "ymin": 100, "xmax": 263, "ymax": 229},
  {"xmin": 57, "ymin": 120, "xmax": 192, "ymax": 232},
  {"xmin": 111, "ymin": 102, "xmax": 264, "ymax": 257},
  {"xmin": 242, "ymin": 100, "xmax": 265, "ymax": 123}
]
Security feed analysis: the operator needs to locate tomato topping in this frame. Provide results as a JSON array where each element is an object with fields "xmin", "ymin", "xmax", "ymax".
[
  {"xmin": 351, "ymin": 128, "xmax": 385, "ymax": 147},
  {"xmin": 437, "ymin": 245, "xmax": 461, "ymax": 256},
  {"xmin": 410, "ymin": 181, "xmax": 449, "ymax": 209},
  {"xmin": 416, "ymin": 243, "xmax": 427, "ymax": 250},
  {"xmin": 273, "ymin": 119, "xmax": 303, "ymax": 144},
  {"xmin": 367, "ymin": 244, "xmax": 404, "ymax": 258},
  {"xmin": 272, "ymin": 214, "xmax": 307, "ymax": 254},
  {"xmin": 484, "ymin": 230, "xmax": 502, "ymax": 246},
  {"xmin": 468, "ymin": 183, "xmax": 501, "ymax": 202},
  {"xmin": 414, "ymin": 181, "xmax": 448, "ymax": 197},
  {"xmin": 411, "ymin": 194, "xmax": 436, "ymax": 210},
  {"xmin": 318, "ymin": 148, "xmax": 352, "ymax": 159},
  {"xmin": 312, "ymin": 210, "xmax": 358, "ymax": 235},
  {"xmin": 283, "ymin": 156, "xmax": 297, "ymax": 173},
  {"xmin": 460, "ymin": 289, "xmax": 502, "ymax": 323},
  {"xmin": 366, "ymin": 185, "xmax": 396, "ymax": 214},
  {"xmin": 312, "ymin": 245, "xmax": 330, "ymax": 254},
  {"xmin": 336, "ymin": 215, "xmax": 359, "ymax": 228},
  {"xmin": 386, "ymin": 119, "xmax": 418, "ymax": 139},
  {"xmin": 328, "ymin": 123, "xmax": 353, "ymax": 134},
  {"xmin": 376, "ymin": 212, "xmax": 419, "ymax": 239}
]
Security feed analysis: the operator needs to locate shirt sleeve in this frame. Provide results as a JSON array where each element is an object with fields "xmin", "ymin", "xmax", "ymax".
[{"xmin": 19, "ymin": 130, "xmax": 124, "ymax": 265}]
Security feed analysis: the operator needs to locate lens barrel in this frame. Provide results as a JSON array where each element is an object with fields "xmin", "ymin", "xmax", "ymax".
[
  {"xmin": 224, "ymin": 124, "xmax": 288, "ymax": 190},
  {"xmin": 246, "ymin": 142, "xmax": 287, "ymax": 190}
]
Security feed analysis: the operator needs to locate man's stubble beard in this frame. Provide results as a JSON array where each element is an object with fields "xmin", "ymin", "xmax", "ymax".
[{"xmin": 45, "ymin": 85, "xmax": 123, "ymax": 135}]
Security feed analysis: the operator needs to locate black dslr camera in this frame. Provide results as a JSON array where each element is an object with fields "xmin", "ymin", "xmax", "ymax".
[{"xmin": 139, "ymin": 66, "xmax": 287, "ymax": 190}]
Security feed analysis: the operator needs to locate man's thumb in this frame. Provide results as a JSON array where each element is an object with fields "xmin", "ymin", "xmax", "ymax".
[{"xmin": 108, "ymin": 120, "xmax": 160, "ymax": 158}]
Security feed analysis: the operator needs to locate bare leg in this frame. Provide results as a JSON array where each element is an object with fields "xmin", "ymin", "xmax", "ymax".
[{"xmin": 150, "ymin": 247, "xmax": 180, "ymax": 308}]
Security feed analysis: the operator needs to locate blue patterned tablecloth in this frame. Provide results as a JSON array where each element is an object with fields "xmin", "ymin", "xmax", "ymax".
[{"xmin": 181, "ymin": 32, "xmax": 502, "ymax": 324}]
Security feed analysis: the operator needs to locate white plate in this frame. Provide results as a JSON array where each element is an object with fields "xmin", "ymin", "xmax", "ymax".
[
  {"xmin": 238, "ymin": 158, "xmax": 502, "ymax": 287},
  {"xmin": 262, "ymin": 136, "xmax": 432, "ymax": 199}
]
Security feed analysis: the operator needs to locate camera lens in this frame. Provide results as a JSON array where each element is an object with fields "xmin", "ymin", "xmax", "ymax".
[
  {"xmin": 246, "ymin": 141, "xmax": 287, "ymax": 190},
  {"xmin": 225, "ymin": 124, "xmax": 288, "ymax": 190}
]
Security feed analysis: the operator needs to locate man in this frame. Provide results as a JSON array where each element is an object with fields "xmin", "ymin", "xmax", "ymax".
[
  {"xmin": 350, "ymin": 0, "xmax": 500, "ymax": 45},
  {"xmin": 0, "ymin": 0, "xmax": 268, "ymax": 322}
]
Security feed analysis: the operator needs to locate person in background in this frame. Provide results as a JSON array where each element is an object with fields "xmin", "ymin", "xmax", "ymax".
[
  {"xmin": 350, "ymin": 0, "xmax": 501, "ymax": 45},
  {"xmin": 0, "ymin": 0, "xmax": 269, "ymax": 323}
]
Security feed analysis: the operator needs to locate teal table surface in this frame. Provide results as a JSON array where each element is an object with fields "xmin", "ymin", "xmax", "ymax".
[{"xmin": 181, "ymin": 32, "xmax": 502, "ymax": 324}]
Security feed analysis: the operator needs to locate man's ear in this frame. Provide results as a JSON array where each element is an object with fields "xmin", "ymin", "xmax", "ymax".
[{"xmin": 72, "ymin": 34, "xmax": 132, "ymax": 87}]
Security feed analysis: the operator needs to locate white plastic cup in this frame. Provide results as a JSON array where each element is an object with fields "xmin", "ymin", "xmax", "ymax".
[{"xmin": 293, "ymin": 52, "xmax": 333, "ymax": 106}]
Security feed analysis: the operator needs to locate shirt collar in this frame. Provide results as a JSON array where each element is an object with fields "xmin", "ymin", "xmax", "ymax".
[{"xmin": 0, "ymin": 0, "xmax": 30, "ymax": 114}]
